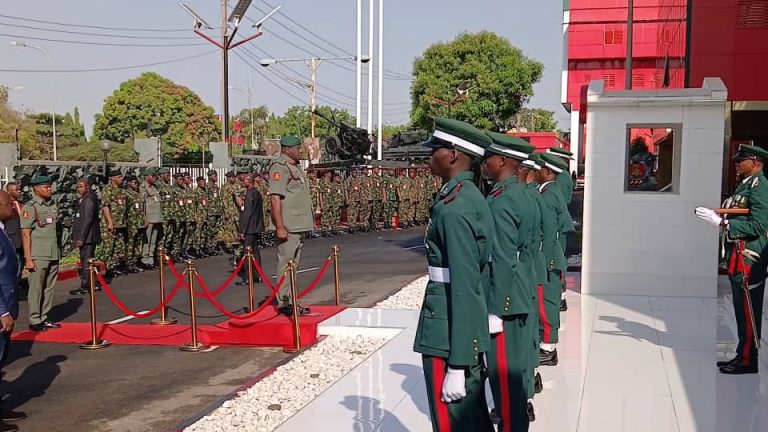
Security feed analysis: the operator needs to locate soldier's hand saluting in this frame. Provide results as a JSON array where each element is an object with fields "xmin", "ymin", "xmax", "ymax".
[{"xmin": 441, "ymin": 367, "xmax": 467, "ymax": 403}]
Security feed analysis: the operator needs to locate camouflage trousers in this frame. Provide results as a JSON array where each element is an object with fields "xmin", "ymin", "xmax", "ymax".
[
  {"xmin": 218, "ymin": 213, "xmax": 239, "ymax": 245},
  {"xmin": 127, "ymin": 226, "xmax": 146, "ymax": 266},
  {"xmin": 194, "ymin": 220, "xmax": 208, "ymax": 249},
  {"xmin": 321, "ymin": 205, "xmax": 340, "ymax": 230},
  {"xmin": 163, "ymin": 219, "xmax": 177, "ymax": 252},
  {"xmin": 172, "ymin": 221, "xmax": 189, "ymax": 255},
  {"xmin": 360, "ymin": 201, "xmax": 372, "ymax": 227},
  {"xmin": 347, "ymin": 201, "xmax": 362, "ymax": 227},
  {"xmin": 400, "ymin": 201, "xmax": 414, "ymax": 224},
  {"xmin": 184, "ymin": 219, "xmax": 195, "ymax": 251},
  {"xmin": 97, "ymin": 226, "xmax": 129, "ymax": 269},
  {"xmin": 371, "ymin": 200, "xmax": 383, "ymax": 225},
  {"xmin": 383, "ymin": 201, "xmax": 398, "ymax": 226},
  {"xmin": 207, "ymin": 213, "xmax": 222, "ymax": 248}
]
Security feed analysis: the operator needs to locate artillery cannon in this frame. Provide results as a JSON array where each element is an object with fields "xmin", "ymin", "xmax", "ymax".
[{"xmin": 313, "ymin": 109, "xmax": 371, "ymax": 161}]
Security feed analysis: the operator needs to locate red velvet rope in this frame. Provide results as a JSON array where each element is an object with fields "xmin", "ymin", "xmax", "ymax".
[
  {"xmin": 251, "ymin": 256, "xmax": 286, "ymax": 292},
  {"xmin": 207, "ymin": 257, "xmax": 246, "ymax": 297},
  {"xmin": 195, "ymin": 272, "xmax": 280, "ymax": 320},
  {"xmin": 297, "ymin": 256, "xmax": 333, "ymax": 299},
  {"xmin": 96, "ymin": 272, "xmax": 184, "ymax": 319}
]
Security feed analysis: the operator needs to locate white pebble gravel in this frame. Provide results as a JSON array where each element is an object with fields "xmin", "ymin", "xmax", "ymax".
[
  {"xmin": 185, "ymin": 334, "xmax": 389, "ymax": 432},
  {"xmin": 373, "ymin": 275, "xmax": 427, "ymax": 310}
]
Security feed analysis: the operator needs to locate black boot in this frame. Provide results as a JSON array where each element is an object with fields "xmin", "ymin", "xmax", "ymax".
[
  {"xmin": 539, "ymin": 348, "xmax": 558, "ymax": 366},
  {"xmin": 534, "ymin": 372, "xmax": 543, "ymax": 393},
  {"xmin": 717, "ymin": 355, "xmax": 741, "ymax": 368},
  {"xmin": 719, "ymin": 362, "xmax": 758, "ymax": 375},
  {"xmin": 527, "ymin": 401, "xmax": 536, "ymax": 422},
  {"xmin": 560, "ymin": 298, "xmax": 568, "ymax": 311}
]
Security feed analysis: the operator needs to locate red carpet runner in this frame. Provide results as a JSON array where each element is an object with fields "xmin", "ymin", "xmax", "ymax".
[{"xmin": 13, "ymin": 305, "xmax": 346, "ymax": 349}]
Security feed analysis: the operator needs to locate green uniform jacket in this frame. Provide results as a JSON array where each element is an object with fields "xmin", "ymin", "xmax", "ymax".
[
  {"xmin": 539, "ymin": 181, "xmax": 568, "ymax": 272},
  {"xmin": 556, "ymin": 172, "xmax": 574, "ymax": 205},
  {"xmin": 268, "ymin": 153, "xmax": 314, "ymax": 233},
  {"xmin": 414, "ymin": 172, "xmax": 494, "ymax": 366},
  {"xmin": 157, "ymin": 181, "xmax": 177, "ymax": 221},
  {"xmin": 526, "ymin": 183, "xmax": 547, "ymax": 285},
  {"xmin": 20, "ymin": 195, "xmax": 61, "ymax": 260},
  {"xmin": 486, "ymin": 177, "xmax": 535, "ymax": 316},
  {"xmin": 206, "ymin": 181, "xmax": 223, "ymax": 216},
  {"xmin": 101, "ymin": 183, "xmax": 128, "ymax": 229},
  {"xmin": 140, "ymin": 181, "xmax": 163, "ymax": 224},
  {"xmin": 726, "ymin": 172, "xmax": 768, "ymax": 259},
  {"xmin": 194, "ymin": 186, "xmax": 208, "ymax": 222},
  {"xmin": 125, "ymin": 188, "xmax": 146, "ymax": 228}
]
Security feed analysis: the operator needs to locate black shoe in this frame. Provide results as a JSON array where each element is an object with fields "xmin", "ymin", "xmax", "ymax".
[
  {"xmin": 719, "ymin": 362, "xmax": 758, "ymax": 375},
  {"xmin": 489, "ymin": 408, "xmax": 500, "ymax": 425},
  {"xmin": 0, "ymin": 411, "xmax": 26, "ymax": 422},
  {"xmin": 28, "ymin": 324, "xmax": 47, "ymax": 332},
  {"xmin": 534, "ymin": 372, "xmax": 543, "ymax": 394},
  {"xmin": 127, "ymin": 265, "xmax": 141, "ymax": 273},
  {"xmin": 278, "ymin": 305, "xmax": 311, "ymax": 316},
  {"xmin": 539, "ymin": 348, "xmax": 558, "ymax": 366},
  {"xmin": 235, "ymin": 280, "xmax": 248, "ymax": 286},
  {"xmin": 717, "ymin": 355, "xmax": 741, "ymax": 368},
  {"xmin": 560, "ymin": 298, "xmax": 568, "ymax": 312},
  {"xmin": 0, "ymin": 421, "xmax": 19, "ymax": 432},
  {"xmin": 43, "ymin": 321, "xmax": 61, "ymax": 329},
  {"xmin": 527, "ymin": 401, "xmax": 536, "ymax": 422},
  {"xmin": 69, "ymin": 288, "xmax": 88, "ymax": 296},
  {"xmin": 112, "ymin": 268, "xmax": 125, "ymax": 276}
]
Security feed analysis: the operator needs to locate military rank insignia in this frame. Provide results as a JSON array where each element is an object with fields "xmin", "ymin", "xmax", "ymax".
[
  {"xmin": 22, "ymin": 211, "xmax": 28, "ymax": 219},
  {"xmin": 273, "ymin": 172, "xmax": 281, "ymax": 181}
]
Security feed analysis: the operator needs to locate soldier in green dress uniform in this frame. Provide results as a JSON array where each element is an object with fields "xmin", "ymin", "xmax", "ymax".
[
  {"xmin": 546, "ymin": 147, "xmax": 575, "ymax": 311},
  {"xmin": 696, "ymin": 144, "xmax": 768, "ymax": 374},
  {"xmin": 482, "ymin": 132, "xmax": 535, "ymax": 431},
  {"xmin": 21, "ymin": 175, "xmax": 62, "ymax": 331},
  {"xmin": 139, "ymin": 168, "xmax": 163, "ymax": 269},
  {"xmin": 535, "ymin": 153, "xmax": 570, "ymax": 367},
  {"xmin": 415, "ymin": 118, "xmax": 495, "ymax": 432},
  {"xmin": 268, "ymin": 136, "xmax": 314, "ymax": 315},
  {"xmin": 170, "ymin": 173, "xmax": 189, "ymax": 261}
]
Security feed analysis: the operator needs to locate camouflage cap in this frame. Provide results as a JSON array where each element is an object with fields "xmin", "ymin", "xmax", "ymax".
[
  {"xmin": 141, "ymin": 167, "xmax": 156, "ymax": 176},
  {"xmin": 157, "ymin": 167, "xmax": 171, "ymax": 174},
  {"xmin": 30, "ymin": 175, "xmax": 52, "ymax": 186}
]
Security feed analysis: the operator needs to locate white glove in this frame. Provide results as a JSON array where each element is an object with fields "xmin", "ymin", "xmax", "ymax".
[
  {"xmin": 488, "ymin": 315, "xmax": 504, "ymax": 334},
  {"xmin": 695, "ymin": 207, "xmax": 722, "ymax": 227},
  {"xmin": 441, "ymin": 367, "xmax": 466, "ymax": 403}
]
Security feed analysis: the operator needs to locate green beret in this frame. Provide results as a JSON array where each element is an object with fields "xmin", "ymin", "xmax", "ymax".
[
  {"xmin": 733, "ymin": 144, "xmax": 768, "ymax": 162},
  {"xmin": 141, "ymin": 167, "xmax": 156, "ymax": 176},
  {"xmin": 108, "ymin": 168, "xmax": 122, "ymax": 177},
  {"xmin": 546, "ymin": 147, "xmax": 574, "ymax": 160},
  {"xmin": 157, "ymin": 167, "xmax": 170, "ymax": 174},
  {"xmin": 422, "ymin": 117, "xmax": 491, "ymax": 158},
  {"xmin": 30, "ymin": 175, "xmax": 52, "ymax": 186},
  {"xmin": 539, "ymin": 153, "xmax": 569, "ymax": 173},
  {"xmin": 280, "ymin": 135, "xmax": 301, "ymax": 147},
  {"xmin": 484, "ymin": 132, "xmax": 534, "ymax": 160},
  {"xmin": 207, "ymin": 169, "xmax": 218, "ymax": 176}
]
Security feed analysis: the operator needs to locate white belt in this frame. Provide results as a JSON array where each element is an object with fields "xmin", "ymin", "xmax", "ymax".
[{"xmin": 428, "ymin": 266, "xmax": 451, "ymax": 283}]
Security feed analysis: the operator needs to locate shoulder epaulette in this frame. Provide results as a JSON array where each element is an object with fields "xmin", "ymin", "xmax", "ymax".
[
  {"xmin": 443, "ymin": 182, "xmax": 464, "ymax": 204},
  {"xmin": 490, "ymin": 185, "xmax": 506, "ymax": 198},
  {"xmin": 751, "ymin": 177, "xmax": 759, "ymax": 188}
]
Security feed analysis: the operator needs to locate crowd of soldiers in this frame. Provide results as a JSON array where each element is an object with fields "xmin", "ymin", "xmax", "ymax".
[
  {"xmin": 308, "ymin": 166, "xmax": 441, "ymax": 235},
  {"xmin": 88, "ymin": 164, "xmax": 441, "ymax": 280}
]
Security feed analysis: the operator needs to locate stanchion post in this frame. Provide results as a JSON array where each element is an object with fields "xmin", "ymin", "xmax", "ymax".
[
  {"xmin": 179, "ymin": 260, "xmax": 210, "ymax": 352},
  {"xmin": 283, "ymin": 260, "xmax": 302, "ymax": 353},
  {"xmin": 152, "ymin": 247, "xmax": 177, "ymax": 325},
  {"xmin": 332, "ymin": 245, "xmax": 341, "ymax": 306},
  {"xmin": 80, "ymin": 259, "xmax": 111, "ymax": 350},
  {"xmin": 245, "ymin": 246, "xmax": 255, "ymax": 313}
]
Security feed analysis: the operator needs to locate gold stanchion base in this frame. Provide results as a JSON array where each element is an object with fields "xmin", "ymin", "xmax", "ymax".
[
  {"xmin": 282, "ymin": 347, "xmax": 301, "ymax": 353},
  {"xmin": 79, "ymin": 340, "xmax": 111, "ymax": 350},
  {"xmin": 150, "ymin": 318, "xmax": 178, "ymax": 326},
  {"xmin": 179, "ymin": 342, "xmax": 210, "ymax": 352}
]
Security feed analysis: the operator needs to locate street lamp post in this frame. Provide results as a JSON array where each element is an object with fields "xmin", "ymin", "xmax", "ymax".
[
  {"xmin": 11, "ymin": 41, "xmax": 57, "ymax": 161},
  {"xmin": 259, "ymin": 55, "xmax": 370, "ymax": 138},
  {"xmin": 100, "ymin": 140, "xmax": 113, "ymax": 184}
]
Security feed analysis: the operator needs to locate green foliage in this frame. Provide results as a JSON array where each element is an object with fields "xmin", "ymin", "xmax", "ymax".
[
  {"xmin": 510, "ymin": 107, "xmax": 558, "ymax": 132},
  {"xmin": 630, "ymin": 136, "xmax": 649, "ymax": 156},
  {"xmin": 233, "ymin": 105, "xmax": 270, "ymax": 149},
  {"xmin": 265, "ymin": 105, "xmax": 356, "ymax": 138},
  {"xmin": 410, "ymin": 31, "xmax": 543, "ymax": 131},
  {"xmin": 92, "ymin": 72, "xmax": 221, "ymax": 157}
]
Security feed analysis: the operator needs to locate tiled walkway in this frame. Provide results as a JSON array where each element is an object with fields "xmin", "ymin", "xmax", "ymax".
[{"xmin": 276, "ymin": 275, "xmax": 766, "ymax": 431}]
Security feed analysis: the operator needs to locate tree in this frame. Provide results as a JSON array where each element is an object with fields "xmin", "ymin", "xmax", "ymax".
[
  {"xmin": 508, "ymin": 108, "xmax": 558, "ymax": 132},
  {"xmin": 265, "ymin": 105, "xmax": 356, "ymax": 138},
  {"xmin": 410, "ymin": 31, "xmax": 543, "ymax": 131},
  {"xmin": 93, "ymin": 72, "xmax": 221, "ymax": 158},
  {"xmin": 233, "ymin": 105, "xmax": 270, "ymax": 149},
  {"xmin": 630, "ymin": 136, "xmax": 649, "ymax": 157}
]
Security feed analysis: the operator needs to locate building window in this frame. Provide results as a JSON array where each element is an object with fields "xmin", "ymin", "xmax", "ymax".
[
  {"xmin": 602, "ymin": 73, "xmax": 616, "ymax": 89},
  {"xmin": 604, "ymin": 29, "xmax": 624, "ymax": 45},
  {"xmin": 625, "ymin": 125, "xmax": 681, "ymax": 193},
  {"xmin": 738, "ymin": 0, "xmax": 768, "ymax": 28}
]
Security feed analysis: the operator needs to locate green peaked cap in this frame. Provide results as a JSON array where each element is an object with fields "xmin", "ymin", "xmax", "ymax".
[
  {"xmin": 733, "ymin": 144, "xmax": 768, "ymax": 161},
  {"xmin": 522, "ymin": 153, "xmax": 543, "ymax": 170},
  {"xmin": 422, "ymin": 117, "xmax": 491, "ymax": 158},
  {"xmin": 30, "ymin": 175, "xmax": 52, "ymax": 186},
  {"xmin": 280, "ymin": 136, "xmax": 301, "ymax": 147},
  {"xmin": 539, "ymin": 153, "xmax": 569, "ymax": 173},
  {"xmin": 484, "ymin": 132, "xmax": 534, "ymax": 160},
  {"xmin": 547, "ymin": 147, "xmax": 574, "ymax": 160}
]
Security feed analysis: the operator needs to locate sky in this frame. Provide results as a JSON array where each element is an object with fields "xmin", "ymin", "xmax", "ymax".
[{"xmin": 0, "ymin": 0, "xmax": 568, "ymax": 136}]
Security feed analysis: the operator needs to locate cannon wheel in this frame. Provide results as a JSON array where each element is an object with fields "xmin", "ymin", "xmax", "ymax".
[{"xmin": 324, "ymin": 135, "xmax": 341, "ymax": 156}]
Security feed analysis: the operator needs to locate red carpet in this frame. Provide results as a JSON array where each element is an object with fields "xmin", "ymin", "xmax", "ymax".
[{"xmin": 13, "ymin": 305, "xmax": 346, "ymax": 349}]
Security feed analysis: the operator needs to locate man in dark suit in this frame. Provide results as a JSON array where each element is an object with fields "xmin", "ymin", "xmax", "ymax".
[
  {"xmin": 70, "ymin": 179, "xmax": 101, "ymax": 295},
  {"xmin": 4, "ymin": 183, "xmax": 22, "ymax": 280},
  {"xmin": 0, "ymin": 190, "xmax": 26, "ymax": 431},
  {"xmin": 237, "ymin": 174, "xmax": 263, "ymax": 286}
]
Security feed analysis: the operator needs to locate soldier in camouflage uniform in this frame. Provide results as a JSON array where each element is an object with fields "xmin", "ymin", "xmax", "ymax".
[
  {"xmin": 319, "ymin": 170, "xmax": 336, "ymax": 235},
  {"xmin": 370, "ymin": 167, "xmax": 385, "ymax": 231},
  {"xmin": 140, "ymin": 167, "xmax": 163, "ymax": 269},
  {"xmin": 156, "ymin": 168, "xmax": 178, "ymax": 254},
  {"xmin": 416, "ymin": 168, "xmax": 430, "ymax": 224},
  {"xmin": 206, "ymin": 170, "xmax": 223, "ymax": 255},
  {"xmin": 255, "ymin": 171, "xmax": 272, "ymax": 247},
  {"xmin": 232, "ymin": 170, "xmax": 247, "ymax": 257},
  {"xmin": 359, "ymin": 169, "xmax": 373, "ymax": 231},
  {"xmin": 193, "ymin": 176, "xmax": 209, "ymax": 258},
  {"xmin": 396, "ymin": 169, "xmax": 413, "ymax": 228},
  {"xmin": 170, "ymin": 173, "xmax": 190, "ymax": 261},
  {"xmin": 218, "ymin": 171, "xmax": 240, "ymax": 254},
  {"xmin": 124, "ymin": 174, "xmax": 146, "ymax": 273},
  {"xmin": 382, "ymin": 168, "xmax": 399, "ymax": 229},
  {"xmin": 98, "ymin": 169, "xmax": 129, "ymax": 276},
  {"xmin": 345, "ymin": 169, "xmax": 362, "ymax": 232},
  {"xmin": 332, "ymin": 172, "xmax": 346, "ymax": 233},
  {"xmin": 181, "ymin": 173, "xmax": 196, "ymax": 257}
]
